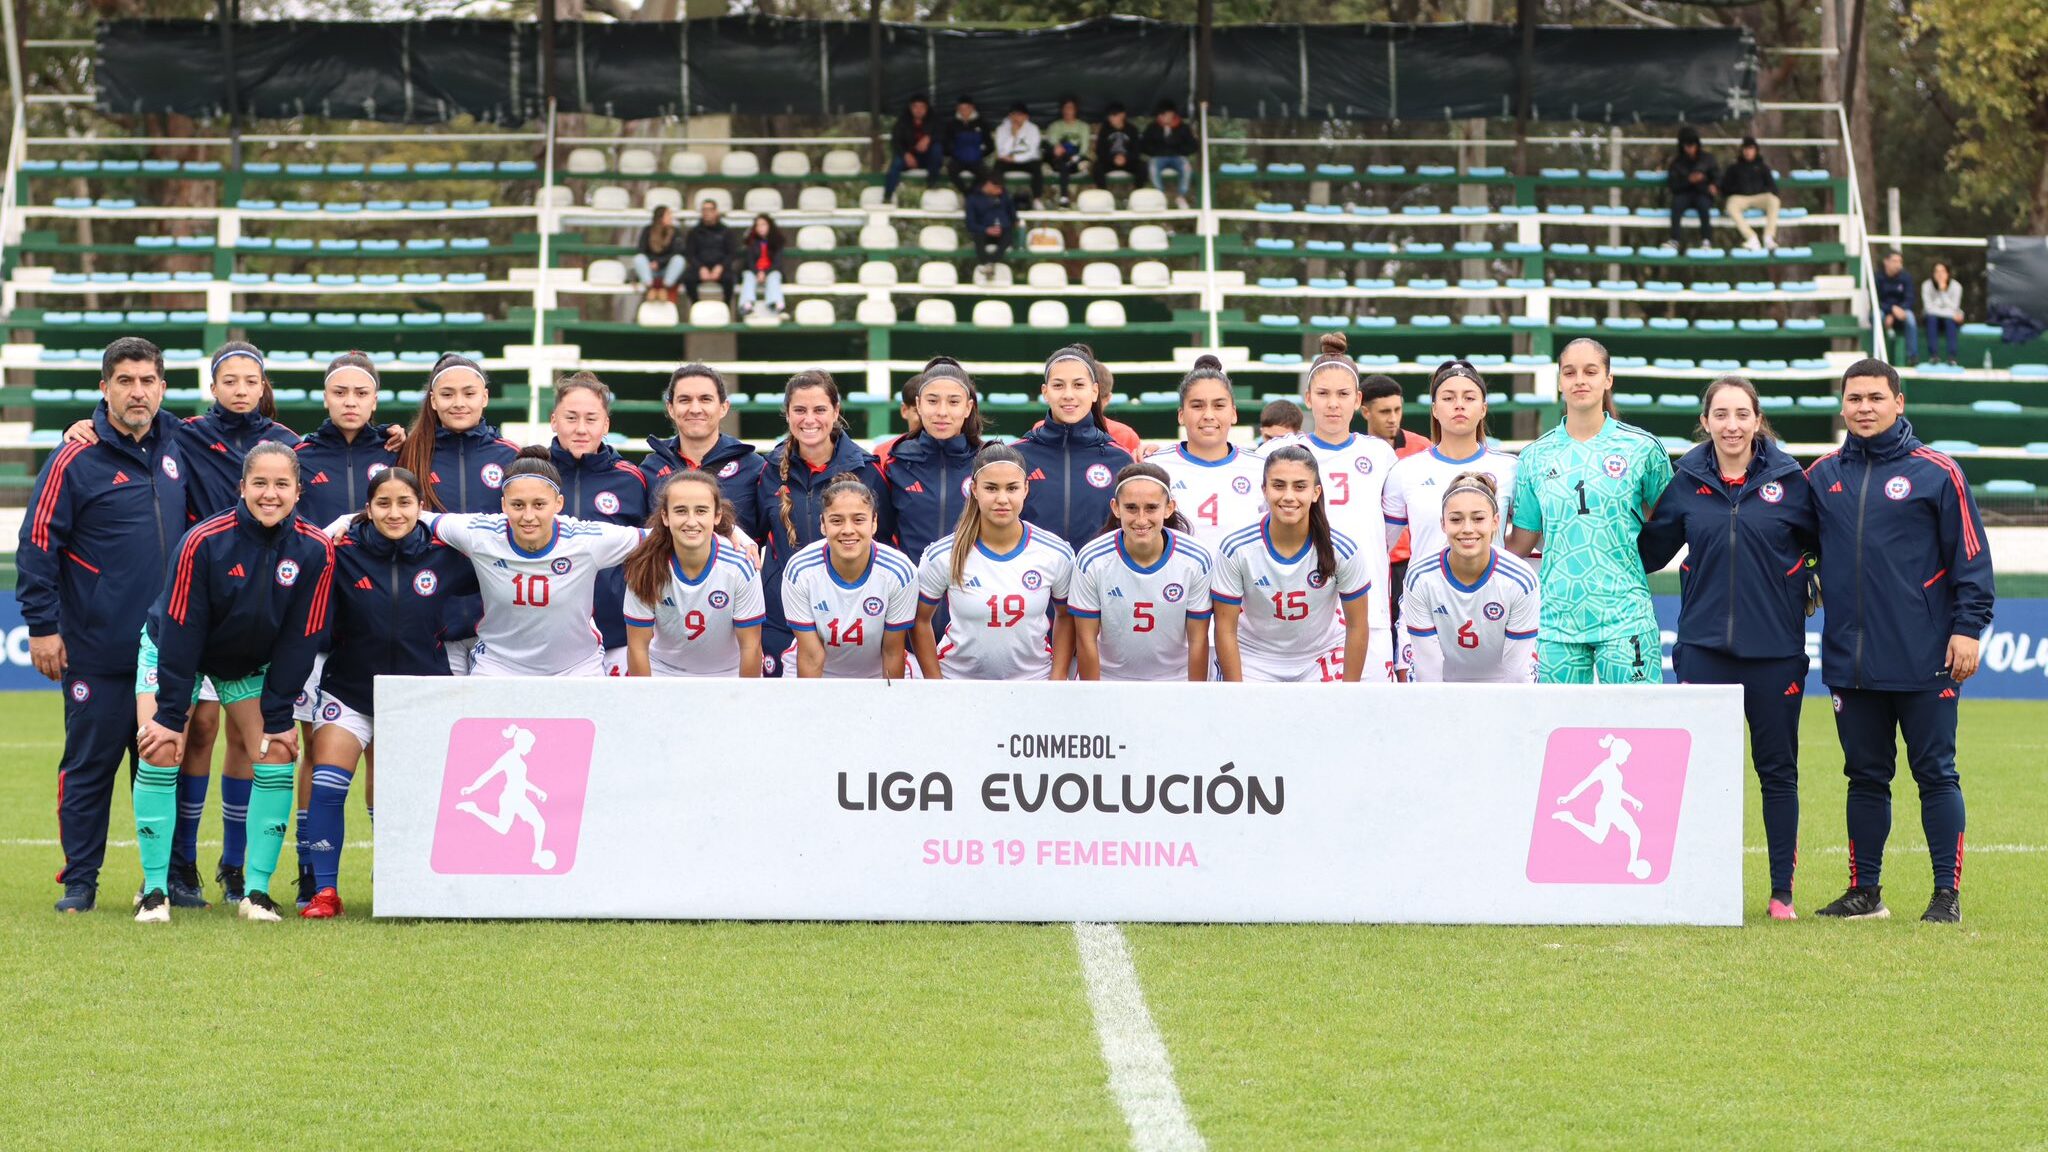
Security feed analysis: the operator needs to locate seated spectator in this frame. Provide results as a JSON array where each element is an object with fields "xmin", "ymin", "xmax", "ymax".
[
  {"xmin": 884, "ymin": 93, "xmax": 942, "ymax": 204},
  {"xmin": 939, "ymin": 95, "xmax": 993, "ymax": 194},
  {"xmin": 1877, "ymin": 251, "xmax": 1920, "ymax": 365},
  {"xmin": 1719, "ymin": 135, "xmax": 1780, "ymax": 250},
  {"xmin": 1258, "ymin": 399, "xmax": 1303, "ymax": 443},
  {"xmin": 1922, "ymin": 259, "xmax": 1964, "ymax": 365},
  {"xmin": 633, "ymin": 205, "xmax": 683, "ymax": 301},
  {"xmin": 965, "ymin": 172, "xmax": 1017, "ymax": 271},
  {"xmin": 992, "ymin": 102, "xmax": 1045, "ymax": 209},
  {"xmin": 1043, "ymin": 96, "xmax": 1091, "ymax": 207},
  {"xmin": 1142, "ymin": 101, "xmax": 1198, "ymax": 208},
  {"xmin": 1092, "ymin": 103, "xmax": 1143, "ymax": 189},
  {"xmin": 1665, "ymin": 126, "xmax": 1718, "ymax": 249},
  {"xmin": 736, "ymin": 213, "xmax": 785, "ymax": 318},
  {"xmin": 681, "ymin": 199, "xmax": 737, "ymax": 305}
]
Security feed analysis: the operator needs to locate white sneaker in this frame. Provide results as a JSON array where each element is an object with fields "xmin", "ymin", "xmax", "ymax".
[
  {"xmin": 134, "ymin": 890, "xmax": 170, "ymax": 923},
  {"xmin": 238, "ymin": 891, "xmax": 283, "ymax": 922},
  {"xmin": 1742, "ymin": 237, "xmax": 1762, "ymax": 251}
]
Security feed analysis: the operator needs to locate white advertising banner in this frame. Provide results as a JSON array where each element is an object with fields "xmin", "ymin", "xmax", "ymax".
[{"xmin": 373, "ymin": 678, "xmax": 1745, "ymax": 925}]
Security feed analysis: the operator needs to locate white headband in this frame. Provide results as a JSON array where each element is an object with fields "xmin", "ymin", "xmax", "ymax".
[
  {"xmin": 1443, "ymin": 479, "xmax": 1499, "ymax": 514},
  {"xmin": 324, "ymin": 363, "xmax": 377, "ymax": 387},
  {"xmin": 1043, "ymin": 350, "xmax": 1093, "ymax": 378},
  {"xmin": 1309, "ymin": 357, "xmax": 1360, "ymax": 384},
  {"xmin": 211, "ymin": 348, "xmax": 263, "ymax": 377},
  {"xmin": 429, "ymin": 362, "xmax": 485, "ymax": 389},
  {"xmin": 1113, "ymin": 474, "xmax": 1168, "ymax": 499}
]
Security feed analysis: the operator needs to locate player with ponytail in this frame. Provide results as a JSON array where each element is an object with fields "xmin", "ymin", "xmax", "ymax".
[
  {"xmin": 620, "ymin": 471, "xmax": 766, "ymax": 677},
  {"xmin": 640, "ymin": 362, "xmax": 766, "ymax": 539},
  {"xmin": 1070, "ymin": 462, "xmax": 1215, "ymax": 681},
  {"xmin": 1151, "ymin": 354, "xmax": 1265, "ymax": 549},
  {"xmin": 885, "ymin": 356, "xmax": 986, "ymax": 567},
  {"xmin": 546, "ymin": 371, "xmax": 650, "ymax": 674},
  {"xmin": 1211, "ymin": 445, "xmax": 1373, "ymax": 682},
  {"xmin": 1288, "ymin": 332, "xmax": 1398, "ymax": 680}
]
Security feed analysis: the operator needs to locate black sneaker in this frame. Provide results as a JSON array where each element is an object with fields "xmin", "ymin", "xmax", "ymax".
[
  {"xmin": 295, "ymin": 859, "xmax": 317, "ymax": 911},
  {"xmin": 168, "ymin": 861, "xmax": 210, "ymax": 909},
  {"xmin": 1814, "ymin": 886, "xmax": 1890, "ymax": 919},
  {"xmin": 1921, "ymin": 887, "xmax": 1961, "ymax": 923},
  {"xmin": 54, "ymin": 882, "xmax": 96, "ymax": 913},
  {"xmin": 216, "ymin": 862, "xmax": 246, "ymax": 905}
]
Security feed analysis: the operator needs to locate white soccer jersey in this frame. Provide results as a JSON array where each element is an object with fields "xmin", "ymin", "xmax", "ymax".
[
  {"xmin": 1381, "ymin": 446, "xmax": 1520, "ymax": 564},
  {"xmin": 428, "ymin": 513, "xmax": 643, "ymax": 677},
  {"xmin": 916, "ymin": 526, "xmax": 1074, "ymax": 681},
  {"xmin": 781, "ymin": 540, "xmax": 919, "ymax": 679},
  {"xmin": 1069, "ymin": 529, "xmax": 1215, "ymax": 682},
  {"xmin": 1296, "ymin": 432, "xmax": 1397, "ymax": 628},
  {"xmin": 1150, "ymin": 443, "xmax": 1266, "ymax": 550},
  {"xmin": 1213, "ymin": 519, "xmax": 1372, "ymax": 679},
  {"xmin": 1400, "ymin": 548, "xmax": 1540, "ymax": 684},
  {"xmin": 622, "ymin": 541, "xmax": 766, "ymax": 677}
]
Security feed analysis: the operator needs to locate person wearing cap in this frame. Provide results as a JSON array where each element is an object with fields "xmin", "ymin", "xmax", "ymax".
[
  {"xmin": 884, "ymin": 92, "xmax": 943, "ymax": 204},
  {"xmin": 1718, "ymin": 136, "xmax": 1780, "ymax": 250},
  {"xmin": 992, "ymin": 101, "xmax": 1045, "ymax": 209},
  {"xmin": 1666, "ymin": 127, "xmax": 1718, "ymax": 249}
]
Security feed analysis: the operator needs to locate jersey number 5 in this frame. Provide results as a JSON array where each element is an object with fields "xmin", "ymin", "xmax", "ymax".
[{"xmin": 510, "ymin": 573, "xmax": 551, "ymax": 608}]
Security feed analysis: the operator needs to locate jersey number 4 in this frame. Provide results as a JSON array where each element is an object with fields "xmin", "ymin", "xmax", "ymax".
[
  {"xmin": 510, "ymin": 573, "xmax": 552, "ymax": 608},
  {"xmin": 1196, "ymin": 494, "xmax": 1219, "ymax": 526}
]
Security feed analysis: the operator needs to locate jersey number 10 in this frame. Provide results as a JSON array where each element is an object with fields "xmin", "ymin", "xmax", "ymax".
[{"xmin": 510, "ymin": 573, "xmax": 552, "ymax": 608}]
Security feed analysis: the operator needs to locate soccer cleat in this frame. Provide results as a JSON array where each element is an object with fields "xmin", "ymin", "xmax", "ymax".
[
  {"xmin": 295, "ymin": 860, "xmax": 317, "ymax": 911},
  {"xmin": 1814, "ymin": 886, "xmax": 1889, "ymax": 920},
  {"xmin": 1767, "ymin": 893, "xmax": 1796, "ymax": 921},
  {"xmin": 300, "ymin": 888, "xmax": 344, "ymax": 920},
  {"xmin": 1921, "ymin": 887, "xmax": 1961, "ymax": 923},
  {"xmin": 238, "ymin": 891, "xmax": 283, "ymax": 922},
  {"xmin": 135, "ymin": 889, "xmax": 171, "ymax": 923},
  {"xmin": 215, "ymin": 862, "xmax": 246, "ymax": 904},
  {"xmin": 54, "ymin": 883, "xmax": 97, "ymax": 914},
  {"xmin": 168, "ymin": 862, "xmax": 210, "ymax": 909}
]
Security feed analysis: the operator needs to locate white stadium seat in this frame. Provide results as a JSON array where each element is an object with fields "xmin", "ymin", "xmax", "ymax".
[
  {"xmin": 918, "ymin": 225, "xmax": 960, "ymax": 252},
  {"xmin": 1027, "ymin": 301, "xmax": 1070, "ymax": 329},
  {"xmin": 920, "ymin": 187, "xmax": 961, "ymax": 214},
  {"xmin": 720, "ymin": 152, "xmax": 761, "ymax": 178},
  {"xmin": 1079, "ymin": 226, "xmax": 1119, "ymax": 252},
  {"xmin": 1025, "ymin": 227, "xmax": 1065, "ymax": 253},
  {"xmin": 1131, "ymin": 260, "xmax": 1171, "ymax": 288},
  {"xmin": 565, "ymin": 148, "xmax": 605, "ymax": 175},
  {"xmin": 536, "ymin": 185, "xmax": 574, "ymax": 207},
  {"xmin": 797, "ymin": 186, "xmax": 838, "ymax": 212},
  {"xmin": 1026, "ymin": 263, "xmax": 1069, "ymax": 288},
  {"xmin": 859, "ymin": 222, "xmax": 899, "ymax": 250},
  {"xmin": 858, "ymin": 186, "xmax": 888, "ymax": 208},
  {"xmin": 972, "ymin": 300, "xmax": 1015, "ymax": 328},
  {"xmin": 644, "ymin": 188, "xmax": 683, "ymax": 213},
  {"xmin": 770, "ymin": 150, "xmax": 812, "ymax": 178},
  {"xmin": 821, "ymin": 149, "xmax": 862, "ymax": 176},
  {"xmin": 668, "ymin": 150, "xmax": 710, "ymax": 177},
  {"xmin": 1127, "ymin": 188, "xmax": 1169, "ymax": 213},
  {"xmin": 914, "ymin": 298, "xmax": 957, "ymax": 325},
  {"xmin": 618, "ymin": 148, "xmax": 657, "ymax": 175},
  {"xmin": 856, "ymin": 295, "xmax": 898, "ymax": 325},
  {"xmin": 1084, "ymin": 300, "xmax": 1127, "ymax": 327},
  {"xmin": 589, "ymin": 186, "xmax": 631, "ymax": 212},
  {"xmin": 916, "ymin": 261, "xmax": 959, "ymax": 288},
  {"xmin": 742, "ymin": 188, "xmax": 785, "ymax": 214},
  {"xmin": 1129, "ymin": 225, "xmax": 1170, "ymax": 251},
  {"xmin": 1081, "ymin": 262, "xmax": 1123, "ymax": 288},
  {"xmin": 691, "ymin": 188, "xmax": 734, "ymax": 217},
  {"xmin": 857, "ymin": 261, "xmax": 899, "ymax": 286},
  {"xmin": 690, "ymin": 300, "xmax": 732, "ymax": 326},
  {"xmin": 636, "ymin": 297, "xmax": 680, "ymax": 327},
  {"xmin": 794, "ymin": 299, "xmax": 836, "ymax": 326},
  {"xmin": 794, "ymin": 261, "xmax": 836, "ymax": 287},
  {"xmin": 1074, "ymin": 189, "xmax": 1117, "ymax": 214},
  {"xmin": 795, "ymin": 225, "xmax": 837, "ymax": 251},
  {"xmin": 586, "ymin": 259, "xmax": 628, "ymax": 285}
]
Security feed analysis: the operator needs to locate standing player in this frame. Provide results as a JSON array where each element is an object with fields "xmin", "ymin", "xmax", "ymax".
[
  {"xmin": 1382, "ymin": 361, "xmax": 1518, "ymax": 570},
  {"xmin": 1015, "ymin": 344, "xmax": 1135, "ymax": 550},
  {"xmin": 546, "ymin": 372, "xmax": 649, "ymax": 674},
  {"xmin": 132, "ymin": 442, "xmax": 333, "ymax": 922},
  {"xmin": 1150, "ymin": 354, "xmax": 1265, "ymax": 550},
  {"xmin": 1291, "ymin": 334, "xmax": 1398, "ymax": 679},
  {"xmin": 1506, "ymin": 338, "xmax": 1673, "ymax": 684},
  {"xmin": 619, "ymin": 472, "xmax": 766, "ymax": 677},
  {"xmin": 293, "ymin": 352, "xmax": 404, "ymax": 526},
  {"xmin": 782, "ymin": 478, "xmax": 918, "ymax": 678},
  {"xmin": 424, "ymin": 447, "xmax": 645, "ymax": 677},
  {"xmin": 1070, "ymin": 462, "xmax": 1215, "ymax": 681},
  {"xmin": 885, "ymin": 357, "xmax": 984, "ymax": 569},
  {"xmin": 1805, "ymin": 359, "xmax": 1994, "ymax": 924},
  {"xmin": 1211, "ymin": 445, "xmax": 1374, "ymax": 682},
  {"xmin": 912, "ymin": 445, "xmax": 1076, "ymax": 680},
  {"xmin": 1639, "ymin": 376, "xmax": 1816, "ymax": 919},
  {"xmin": 640, "ymin": 363, "xmax": 766, "ymax": 539},
  {"xmin": 1400, "ymin": 474, "xmax": 1539, "ymax": 683}
]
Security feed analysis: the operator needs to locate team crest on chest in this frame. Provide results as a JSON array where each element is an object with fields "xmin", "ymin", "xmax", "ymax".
[
  {"xmin": 594, "ymin": 491, "xmax": 621, "ymax": 516},
  {"xmin": 1021, "ymin": 569, "xmax": 1045, "ymax": 590},
  {"xmin": 1231, "ymin": 475, "xmax": 1253, "ymax": 494},
  {"xmin": 1884, "ymin": 476, "xmax": 1912, "ymax": 501},
  {"xmin": 550, "ymin": 557, "xmax": 573, "ymax": 575},
  {"xmin": 708, "ymin": 590, "xmax": 732, "ymax": 609},
  {"xmin": 1306, "ymin": 570, "xmax": 1328, "ymax": 589},
  {"xmin": 862, "ymin": 596, "xmax": 886, "ymax": 616},
  {"xmin": 413, "ymin": 570, "xmax": 439, "ymax": 596},
  {"xmin": 1353, "ymin": 457, "xmax": 1374, "ymax": 474},
  {"xmin": 1759, "ymin": 481, "xmax": 1785, "ymax": 504},
  {"xmin": 275, "ymin": 559, "xmax": 301, "ymax": 587},
  {"xmin": 367, "ymin": 462, "xmax": 388, "ymax": 479},
  {"xmin": 161, "ymin": 456, "xmax": 180, "ymax": 480},
  {"xmin": 1602, "ymin": 454, "xmax": 1628, "ymax": 479},
  {"xmin": 1162, "ymin": 582, "xmax": 1186, "ymax": 603},
  {"xmin": 1483, "ymin": 601, "xmax": 1505, "ymax": 621},
  {"xmin": 718, "ymin": 461, "xmax": 741, "ymax": 479},
  {"xmin": 1085, "ymin": 464, "xmax": 1113, "ymax": 489},
  {"xmin": 481, "ymin": 463, "xmax": 504, "ymax": 489}
]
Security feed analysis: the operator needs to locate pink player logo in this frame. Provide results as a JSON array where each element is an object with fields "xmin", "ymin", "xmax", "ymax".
[
  {"xmin": 430, "ymin": 718, "xmax": 594, "ymax": 875},
  {"xmin": 1526, "ymin": 728, "xmax": 1690, "ymax": 884}
]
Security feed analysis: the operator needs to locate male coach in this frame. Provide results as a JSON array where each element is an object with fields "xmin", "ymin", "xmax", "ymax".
[
  {"xmin": 18, "ymin": 338, "xmax": 190, "ymax": 912},
  {"xmin": 1806, "ymin": 358, "xmax": 1993, "ymax": 923}
]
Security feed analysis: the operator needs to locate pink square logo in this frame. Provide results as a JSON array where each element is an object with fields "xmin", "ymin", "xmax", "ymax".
[
  {"xmin": 1526, "ymin": 728, "xmax": 1691, "ymax": 884},
  {"xmin": 430, "ymin": 719, "xmax": 595, "ymax": 876}
]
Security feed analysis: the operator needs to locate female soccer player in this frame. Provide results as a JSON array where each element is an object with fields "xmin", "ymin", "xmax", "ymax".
[
  {"xmin": 1212, "ymin": 445, "xmax": 1373, "ymax": 682},
  {"xmin": 1070, "ymin": 462, "xmax": 1215, "ymax": 681},
  {"xmin": 1014, "ymin": 344, "xmax": 1134, "ymax": 550},
  {"xmin": 620, "ymin": 471, "xmax": 766, "ymax": 678},
  {"xmin": 885, "ymin": 357, "xmax": 985, "ymax": 568},
  {"xmin": 750, "ymin": 371, "xmax": 890, "ymax": 677},
  {"xmin": 1150, "ymin": 354, "xmax": 1265, "ymax": 550},
  {"xmin": 294, "ymin": 352, "xmax": 405, "ymax": 526},
  {"xmin": 641, "ymin": 363, "xmax": 766, "ymax": 538},
  {"xmin": 1639, "ymin": 376, "xmax": 1817, "ymax": 918},
  {"xmin": 1400, "ymin": 473, "xmax": 1540, "ymax": 684},
  {"xmin": 300, "ymin": 466, "xmax": 478, "ymax": 918},
  {"xmin": 131, "ymin": 442, "xmax": 333, "ymax": 923},
  {"xmin": 781, "ymin": 477, "xmax": 918, "ymax": 678},
  {"xmin": 425, "ymin": 447, "xmax": 645, "ymax": 678},
  {"xmin": 1293, "ymin": 333, "xmax": 1397, "ymax": 679},
  {"xmin": 912, "ymin": 444, "xmax": 1076, "ymax": 680},
  {"xmin": 546, "ymin": 372, "xmax": 649, "ymax": 674},
  {"xmin": 1381, "ymin": 360, "xmax": 1519, "ymax": 564},
  {"xmin": 1507, "ymin": 338, "xmax": 1674, "ymax": 684}
]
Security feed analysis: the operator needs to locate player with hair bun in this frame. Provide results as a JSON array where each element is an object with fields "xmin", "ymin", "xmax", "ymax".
[
  {"xmin": 782, "ymin": 477, "xmax": 918, "ymax": 679},
  {"xmin": 1014, "ymin": 343, "xmax": 1135, "ymax": 550},
  {"xmin": 1212, "ymin": 445, "xmax": 1373, "ymax": 683},
  {"xmin": 620, "ymin": 471, "xmax": 766, "ymax": 678},
  {"xmin": 546, "ymin": 371, "xmax": 650, "ymax": 675},
  {"xmin": 1289, "ymin": 332, "xmax": 1398, "ymax": 680},
  {"xmin": 424, "ymin": 446, "xmax": 645, "ymax": 678},
  {"xmin": 913, "ymin": 444, "xmax": 1076, "ymax": 680},
  {"xmin": 1070, "ymin": 461, "xmax": 1215, "ymax": 681},
  {"xmin": 1400, "ymin": 472, "xmax": 1540, "ymax": 683},
  {"xmin": 1150, "ymin": 354, "xmax": 1265, "ymax": 550}
]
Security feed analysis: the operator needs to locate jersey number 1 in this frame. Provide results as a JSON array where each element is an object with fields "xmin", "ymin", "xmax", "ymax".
[{"xmin": 511, "ymin": 573, "xmax": 551, "ymax": 608}]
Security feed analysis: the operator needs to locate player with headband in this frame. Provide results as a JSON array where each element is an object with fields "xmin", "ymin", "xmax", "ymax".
[
  {"xmin": 1399, "ymin": 472, "xmax": 1540, "ymax": 683},
  {"xmin": 781, "ymin": 476, "xmax": 918, "ymax": 678},
  {"xmin": 618, "ymin": 471, "xmax": 766, "ymax": 677},
  {"xmin": 1288, "ymin": 333, "xmax": 1398, "ymax": 680},
  {"xmin": 1014, "ymin": 344, "xmax": 1135, "ymax": 550},
  {"xmin": 1070, "ymin": 462, "xmax": 1216, "ymax": 681},
  {"xmin": 1212, "ymin": 445, "xmax": 1374, "ymax": 682},
  {"xmin": 1150, "ymin": 354, "xmax": 1265, "ymax": 550},
  {"xmin": 423, "ymin": 446, "xmax": 646, "ymax": 677},
  {"xmin": 913, "ymin": 444, "xmax": 1076, "ymax": 680}
]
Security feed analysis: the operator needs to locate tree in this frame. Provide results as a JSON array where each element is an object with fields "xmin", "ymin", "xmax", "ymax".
[{"xmin": 1907, "ymin": 0, "xmax": 2048, "ymax": 233}]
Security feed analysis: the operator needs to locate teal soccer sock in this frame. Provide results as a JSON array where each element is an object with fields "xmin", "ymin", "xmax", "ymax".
[
  {"xmin": 134, "ymin": 764, "xmax": 180, "ymax": 894},
  {"xmin": 244, "ymin": 762, "xmax": 296, "ymax": 896}
]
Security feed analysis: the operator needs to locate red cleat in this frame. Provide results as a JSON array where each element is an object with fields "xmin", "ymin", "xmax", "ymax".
[{"xmin": 299, "ymin": 888, "xmax": 344, "ymax": 919}]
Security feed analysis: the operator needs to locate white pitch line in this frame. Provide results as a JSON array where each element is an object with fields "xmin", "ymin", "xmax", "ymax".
[
  {"xmin": 1742, "ymin": 844, "xmax": 2047, "ymax": 854},
  {"xmin": 0, "ymin": 838, "xmax": 375, "ymax": 849},
  {"xmin": 1073, "ymin": 921, "xmax": 1206, "ymax": 1152}
]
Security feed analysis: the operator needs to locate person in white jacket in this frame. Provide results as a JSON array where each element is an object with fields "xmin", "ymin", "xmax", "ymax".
[
  {"xmin": 1921, "ymin": 260, "xmax": 1965, "ymax": 365},
  {"xmin": 992, "ymin": 102, "xmax": 1045, "ymax": 208}
]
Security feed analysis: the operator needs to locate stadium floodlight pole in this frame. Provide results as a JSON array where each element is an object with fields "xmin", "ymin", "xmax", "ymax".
[
  {"xmin": 1199, "ymin": 100, "xmax": 1219, "ymax": 352},
  {"xmin": 0, "ymin": 0, "xmax": 24, "ymax": 128},
  {"xmin": 540, "ymin": 0, "xmax": 558, "ymax": 117},
  {"xmin": 1197, "ymin": 0, "xmax": 1213, "ymax": 107}
]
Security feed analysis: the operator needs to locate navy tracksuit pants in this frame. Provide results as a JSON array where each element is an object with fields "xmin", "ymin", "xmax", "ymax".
[
  {"xmin": 55, "ymin": 669, "xmax": 139, "ymax": 889},
  {"xmin": 1829, "ymin": 686, "xmax": 1965, "ymax": 892},
  {"xmin": 1674, "ymin": 644, "xmax": 1805, "ymax": 894}
]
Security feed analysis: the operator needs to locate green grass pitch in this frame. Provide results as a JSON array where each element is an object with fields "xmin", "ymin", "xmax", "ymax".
[{"xmin": 0, "ymin": 691, "xmax": 2042, "ymax": 1150}]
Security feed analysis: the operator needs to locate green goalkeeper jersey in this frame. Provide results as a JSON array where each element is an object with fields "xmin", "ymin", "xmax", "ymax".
[{"xmin": 1511, "ymin": 416, "xmax": 1673, "ymax": 643}]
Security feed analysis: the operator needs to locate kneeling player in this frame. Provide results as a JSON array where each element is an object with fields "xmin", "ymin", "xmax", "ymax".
[
  {"xmin": 620, "ymin": 471, "xmax": 766, "ymax": 677},
  {"xmin": 1400, "ymin": 473, "xmax": 1540, "ymax": 683},
  {"xmin": 781, "ymin": 478, "xmax": 916, "ymax": 678}
]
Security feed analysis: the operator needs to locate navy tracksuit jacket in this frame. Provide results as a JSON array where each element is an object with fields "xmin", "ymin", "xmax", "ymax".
[
  {"xmin": 293, "ymin": 419, "xmax": 400, "ymax": 528},
  {"xmin": 319, "ymin": 519, "xmax": 480, "ymax": 717},
  {"xmin": 882, "ymin": 431, "xmax": 979, "ymax": 566},
  {"xmin": 640, "ymin": 433, "xmax": 767, "ymax": 541},
  {"xmin": 421, "ymin": 423, "xmax": 521, "ymax": 643},
  {"xmin": 17, "ymin": 403, "xmax": 189, "ymax": 888},
  {"xmin": 1012, "ymin": 414, "xmax": 1134, "ymax": 551},
  {"xmin": 549, "ymin": 440, "xmax": 650, "ymax": 653},
  {"xmin": 174, "ymin": 404, "xmax": 300, "ymax": 520},
  {"xmin": 751, "ymin": 434, "xmax": 891, "ymax": 676}
]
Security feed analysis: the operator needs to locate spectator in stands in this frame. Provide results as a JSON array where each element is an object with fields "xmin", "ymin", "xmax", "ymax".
[
  {"xmin": 1142, "ymin": 101, "xmax": 1198, "ymax": 208},
  {"xmin": 1044, "ymin": 96, "xmax": 1091, "ymax": 208},
  {"xmin": 681, "ymin": 199, "xmax": 737, "ymax": 307},
  {"xmin": 632, "ymin": 205, "xmax": 683, "ymax": 302},
  {"xmin": 1665, "ymin": 126, "xmax": 1718, "ymax": 249},
  {"xmin": 1093, "ymin": 103, "xmax": 1143, "ymax": 189},
  {"xmin": 1876, "ymin": 251, "xmax": 1920, "ymax": 365},
  {"xmin": 966, "ymin": 171, "xmax": 1017, "ymax": 271},
  {"xmin": 1922, "ymin": 260, "xmax": 1964, "ymax": 365},
  {"xmin": 992, "ymin": 101, "xmax": 1045, "ymax": 209},
  {"xmin": 1258, "ymin": 398, "xmax": 1303, "ymax": 443},
  {"xmin": 939, "ymin": 95, "xmax": 993, "ymax": 194},
  {"xmin": 884, "ymin": 93, "xmax": 942, "ymax": 204},
  {"xmin": 736, "ymin": 213, "xmax": 786, "ymax": 318},
  {"xmin": 1719, "ymin": 135, "xmax": 1779, "ymax": 250}
]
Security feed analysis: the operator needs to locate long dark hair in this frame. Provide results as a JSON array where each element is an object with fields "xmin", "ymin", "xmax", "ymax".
[
  {"xmin": 775, "ymin": 369, "xmax": 846, "ymax": 547},
  {"xmin": 1559, "ymin": 337, "xmax": 1616, "ymax": 416},
  {"xmin": 919, "ymin": 355, "xmax": 985, "ymax": 447},
  {"xmin": 399, "ymin": 352, "xmax": 490, "ymax": 512},
  {"xmin": 1697, "ymin": 375, "xmax": 1777, "ymax": 447},
  {"xmin": 950, "ymin": 443, "xmax": 1029, "ymax": 588},
  {"xmin": 622, "ymin": 471, "xmax": 737, "ymax": 609},
  {"xmin": 1261, "ymin": 444, "xmax": 1337, "ymax": 583},
  {"xmin": 1095, "ymin": 461, "xmax": 1193, "ymax": 538},
  {"xmin": 1042, "ymin": 342, "xmax": 1111, "ymax": 427},
  {"xmin": 1429, "ymin": 359, "xmax": 1492, "ymax": 444},
  {"xmin": 348, "ymin": 466, "xmax": 426, "ymax": 532}
]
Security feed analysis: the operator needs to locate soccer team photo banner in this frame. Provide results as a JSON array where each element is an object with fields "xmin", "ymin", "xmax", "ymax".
[{"xmin": 373, "ymin": 678, "xmax": 1744, "ymax": 925}]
